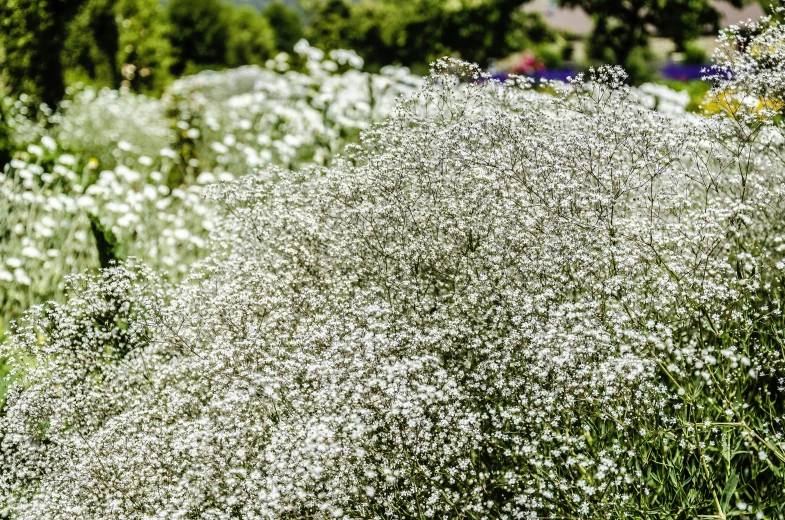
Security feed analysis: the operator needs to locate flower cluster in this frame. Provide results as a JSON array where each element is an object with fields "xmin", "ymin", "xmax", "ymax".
[
  {"xmin": 2, "ymin": 18, "xmax": 785, "ymax": 520},
  {"xmin": 0, "ymin": 42, "xmax": 421, "ymax": 335}
]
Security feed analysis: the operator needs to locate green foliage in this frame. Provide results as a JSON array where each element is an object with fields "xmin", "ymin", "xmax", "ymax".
[
  {"xmin": 304, "ymin": 0, "xmax": 355, "ymax": 56},
  {"xmin": 225, "ymin": 5, "xmax": 277, "ymax": 67},
  {"xmin": 113, "ymin": 0, "xmax": 174, "ymax": 94},
  {"xmin": 0, "ymin": 0, "xmax": 85, "ymax": 108},
  {"xmin": 438, "ymin": 0, "xmax": 537, "ymax": 65},
  {"xmin": 623, "ymin": 283, "xmax": 785, "ymax": 517},
  {"xmin": 0, "ymin": 97, "xmax": 11, "ymax": 168},
  {"xmin": 63, "ymin": 0, "xmax": 120, "ymax": 90},
  {"xmin": 655, "ymin": 0, "xmax": 736, "ymax": 50},
  {"xmin": 531, "ymin": 44, "xmax": 563, "ymax": 68},
  {"xmin": 223, "ymin": 0, "xmax": 302, "ymax": 10},
  {"xmin": 562, "ymin": 0, "xmax": 743, "ymax": 74},
  {"xmin": 87, "ymin": 213, "xmax": 122, "ymax": 270},
  {"xmin": 263, "ymin": 1, "xmax": 305, "ymax": 53},
  {"xmin": 167, "ymin": 0, "xmax": 229, "ymax": 75},
  {"xmin": 505, "ymin": 9, "xmax": 557, "ymax": 51},
  {"xmin": 1, "ymin": 0, "xmax": 173, "ymax": 101},
  {"xmin": 61, "ymin": 0, "xmax": 279, "ymax": 93},
  {"xmin": 683, "ymin": 40, "xmax": 709, "ymax": 65},
  {"xmin": 305, "ymin": 0, "xmax": 544, "ymax": 71},
  {"xmin": 623, "ymin": 45, "xmax": 656, "ymax": 84}
]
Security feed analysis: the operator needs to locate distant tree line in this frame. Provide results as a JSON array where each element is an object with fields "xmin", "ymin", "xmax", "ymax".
[
  {"xmin": 0, "ymin": 0, "xmax": 752, "ymax": 111},
  {"xmin": 303, "ymin": 0, "xmax": 749, "ymax": 77},
  {"xmin": 0, "ymin": 0, "xmax": 303, "ymax": 108},
  {"xmin": 304, "ymin": 0, "xmax": 558, "ymax": 74}
]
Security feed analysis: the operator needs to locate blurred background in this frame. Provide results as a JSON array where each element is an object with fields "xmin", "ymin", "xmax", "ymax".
[{"xmin": 0, "ymin": 0, "xmax": 772, "ymax": 114}]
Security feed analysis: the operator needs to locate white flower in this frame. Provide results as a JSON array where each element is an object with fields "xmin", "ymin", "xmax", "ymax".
[
  {"xmin": 160, "ymin": 147, "xmax": 178, "ymax": 159},
  {"xmin": 196, "ymin": 171, "xmax": 216, "ymax": 184},
  {"xmin": 21, "ymin": 246, "xmax": 41, "ymax": 259},
  {"xmin": 77, "ymin": 195, "xmax": 95, "ymax": 209},
  {"xmin": 5, "ymin": 257, "xmax": 22, "ymax": 268},
  {"xmin": 4, "ymin": 15, "xmax": 785, "ymax": 517},
  {"xmin": 41, "ymin": 135, "xmax": 57, "ymax": 150},
  {"xmin": 143, "ymin": 184, "xmax": 158, "ymax": 200},
  {"xmin": 116, "ymin": 165, "xmax": 141, "ymax": 183},
  {"xmin": 211, "ymin": 142, "xmax": 229, "ymax": 154},
  {"xmin": 13, "ymin": 267, "xmax": 31, "ymax": 285},
  {"xmin": 57, "ymin": 154, "xmax": 77, "ymax": 165}
]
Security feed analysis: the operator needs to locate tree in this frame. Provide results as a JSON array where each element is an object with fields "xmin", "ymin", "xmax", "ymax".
[
  {"xmin": 0, "ymin": 0, "xmax": 86, "ymax": 108},
  {"xmin": 439, "ymin": 0, "xmax": 539, "ymax": 65},
  {"xmin": 61, "ymin": 0, "xmax": 172, "ymax": 94},
  {"xmin": 305, "ymin": 0, "xmax": 355, "ymax": 54},
  {"xmin": 224, "ymin": 5, "xmax": 277, "ymax": 67},
  {"xmin": 167, "ymin": 0, "xmax": 229, "ymax": 75},
  {"xmin": 559, "ymin": 0, "xmax": 745, "ymax": 73},
  {"xmin": 63, "ymin": 0, "xmax": 121, "ymax": 89},
  {"xmin": 263, "ymin": 1, "xmax": 305, "ymax": 53},
  {"xmin": 305, "ymin": 0, "xmax": 537, "ymax": 71},
  {"xmin": 115, "ymin": 0, "xmax": 174, "ymax": 93}
]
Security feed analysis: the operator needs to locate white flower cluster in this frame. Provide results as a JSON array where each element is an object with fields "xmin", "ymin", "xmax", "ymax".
[
  {"xmin": 165, "ymin": 41, "xmax": 422, "ymax": 174},
  {"xmin": 2, "ymin": 12, "xmax": 785, "ymax": 513},
  {"xmin": 0, "ymin": 43, "xmax": 421, "ymax": 333},
  {"xmin": 637, "ymin": 82, "xmax": 691, "ymax": 115},
  {"xmin": 707, "ymin": 8, "xmax": 785, "ymax": 126}
]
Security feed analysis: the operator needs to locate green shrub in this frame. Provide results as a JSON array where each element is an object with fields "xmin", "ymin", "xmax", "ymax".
[
  {"xmin": 116, "ymin": 0, "xmax": 174, "ymax": 94},
  {"xmin": 167, "ymin": 0, "xmax": 228, "ymax": 75},
  {"xmin": 225, "ymin": 5, "xmax": 277, "ymax": 67},
  {"xmin": 263, "ymin": 1, "xmax": 304, "ymax": 53}
]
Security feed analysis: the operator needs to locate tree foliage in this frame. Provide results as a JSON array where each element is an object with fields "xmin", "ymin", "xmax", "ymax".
[
  {"xmin": 0, "ymin": 0, "xmax": 85, "ymax": 108},
  {"xmin": 167, "ymin": 0, "xmax": 229, "ymax": 75},
  {"xmin": 115, "ymin": 0, "xmax": 174, "ymax": 93},
  {"xmin": 559, "ymin": 0, "xmax": 745, "ymax": 73},
  {"xmin": 263, "ymin": 1, "xmax": 305, "ymax": 53},
  {"xmin": 0, "ymin": 0, "xmax": 304, "ymax": 110},
  {"xmin": 63, "ymin": 0, "xmax": 120, "ymax": 89},
  {"xmin": 305, "ymin": 0, "xmax": 546, "ymax": 70},
  {"xmin": 225, "ymin": 5, "xmax": 278, "ymax": 67}
]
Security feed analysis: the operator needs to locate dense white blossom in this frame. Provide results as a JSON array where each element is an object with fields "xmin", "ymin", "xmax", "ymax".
[
  {"xmin": 2, "ymin": 18, "xmax": 785, "ymax": 520},
  {"xmin": 0, "ymin": 43, "xmax": 420, "ymax": 329}
]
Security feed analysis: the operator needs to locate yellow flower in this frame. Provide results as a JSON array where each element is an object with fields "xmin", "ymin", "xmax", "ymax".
[{"xmin": 702, "ymin": 91, "xmax": 783, "ymax": 121}]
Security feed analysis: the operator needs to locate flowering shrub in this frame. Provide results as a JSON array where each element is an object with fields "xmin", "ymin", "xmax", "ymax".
[
  {"xmin": 0, "ymin": 42, "xmax": 421, "ymax": 336},
  {"xmin": 2, "ymin": 16, "xmax": 785, "ymax": 519}
]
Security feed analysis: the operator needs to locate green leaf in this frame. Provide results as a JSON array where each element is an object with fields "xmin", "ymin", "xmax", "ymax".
[
  {"xmin": 720, "ymin": 472, "xmax": 739, "ymax": 514},
  {"xmin": 88, "ymin": 213, "xmax": 121, "ymax": 269}
]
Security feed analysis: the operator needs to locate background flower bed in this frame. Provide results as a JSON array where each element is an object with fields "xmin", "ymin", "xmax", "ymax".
[{"xmin": 0, "ymin": 42, "xmax": 421, "ymax": 340}]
